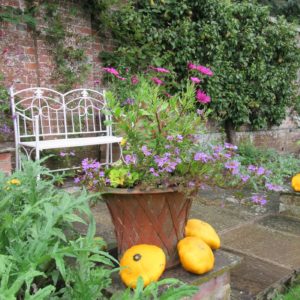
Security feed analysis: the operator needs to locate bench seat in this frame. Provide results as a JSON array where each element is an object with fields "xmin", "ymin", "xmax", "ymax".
[{"xmin": 20, "ymin": 136, "xmax": 122, "ymax": 150}]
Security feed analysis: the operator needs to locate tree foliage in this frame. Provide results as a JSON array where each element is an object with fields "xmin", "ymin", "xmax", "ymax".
[{"xmin": 99, "ymin": 0, "xmax": 300, "ymax": 133}]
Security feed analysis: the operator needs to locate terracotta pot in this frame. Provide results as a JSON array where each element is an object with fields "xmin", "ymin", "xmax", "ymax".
[{"xmin": 102, "ymin": 188, "xmax": 192, "ymax": 269}]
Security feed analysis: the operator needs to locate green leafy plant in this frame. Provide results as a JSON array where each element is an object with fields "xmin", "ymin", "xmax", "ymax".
[
  {"xmin": 0, "ymin": 159, "xmax": 117, "ymax": 299},
  {"xmin": 237, "ymin": 141, "xmax": 300, "ymax": 186},
  {"xmin": 111, "ymin": 277, "xmax": 198, "ymax": 300}
]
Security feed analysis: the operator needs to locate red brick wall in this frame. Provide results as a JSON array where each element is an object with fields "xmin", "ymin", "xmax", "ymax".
[{"xmin": 0, "ymin": 0, "xmax": 110, "ymax": 91}]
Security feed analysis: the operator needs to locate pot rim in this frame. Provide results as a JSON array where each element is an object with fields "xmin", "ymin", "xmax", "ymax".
[{"xmin": 100, "ymin": 187, "xmax": 180, "ymax": 195}]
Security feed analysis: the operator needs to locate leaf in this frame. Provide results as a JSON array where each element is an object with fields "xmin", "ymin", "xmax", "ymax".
[
  {"xmin": 25, "ymin": 285, "xmax": 55, "ymax": 300},
  {"xmin": 63, "ymin": 213, "xmax": 87, "ymax": 225},
  {"xmin": 53, "ymin": 254, "xmax": 66, "ymax": 280}
]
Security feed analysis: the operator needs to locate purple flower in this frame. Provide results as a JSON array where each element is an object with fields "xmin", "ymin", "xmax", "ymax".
[
  {"xmin": 248, "ymin": 165, "xmax": 257, "ymax": 172},
  {"xmin": 190, "ymin": 77, "xmax": 201, "ymax": 84},
  {"xmin": 141, "ymin": 145, "xmax": 152, "ymax": 156},
  {"xmin": 123, "ymin": 98, "xmax": 135, "ymax": 105},
  {"xmin": 99, "ymin": 171, "xmax": 105, "ymax": 177},
  {"xmin": 251, "ymin": 194, "xmax": 267, "ymax": 206},
  {"xmin": 265, "ymin": 183, "xmax": 283, "ymax": 192},
  {"xmin": 69, "ymin": 151, "xmax": 75, "ymax": 156},
  {"xmin": 174, "ymin": 148, "xmax": 180, "ymax": 155},
  {"xmin": 256, "ymin": 167, "xmax": 265, "ymax": 176},
  {"xmin": 224, "ymin": 143, "xmax": 238, "ymax": 150},
  {"xmin": 196, "ymin": 90, "xmax": 211, "ymax": 104},
  {"xmin": 151, "ymin": 77, "xmax": 164, "ymax": 85},
  {"xmin": 197, "ymin": 65, "xmax": 213, "ymax": 76},
  {"xmin": 188, "ymin": 181, "xmax": 196, "ymax": 187},
  {"xmin": 224, "ymin": 161, "xmax": 240, "ymax": 175},
  {"xmin": 177, "ymin": 135, "xmax": 183, "ymax": 142},
  {"xmin": 165, "ymin": 145, "xmax": 171, "ymax": 149},
  {"xmin": 167, "ymin": 135, "xmax": 174, "ymax": 141},
  {"xmin": 194, "ymin": 152, "xmax": 211, "ymax": 163},
  {"xmin": 149, "ymin": 167, "xmax": 159, "ymax": 177},
  {"xmin": 74, "ymin": 177, "xmax": 81, "ymax": 184},
  {"xmin": 105, "ymin": 178, "xmax": 111, "ymax": 185},
  {"xmin": 60, "ymin": 152, "xmax": 66, "ymax": 157},
  {"xmin": 124, "ymin": 154, "xmax": 137, "ymax": 165},
  {"xmin": 240, "ymin": 174, "xmax": 250, "ymax": 183}
]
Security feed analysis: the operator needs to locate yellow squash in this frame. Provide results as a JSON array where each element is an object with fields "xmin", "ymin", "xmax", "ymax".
[
  {"xmin": 291, "ymin": 174, "xmax": 300, "ymax": 192},
  {"xmin": 177, "ymin": 237, "xmax": 214, "ymax": 274},
  {"xmin": 119, "ymin": 244, "xmax": 166, "ymax": 288},
  {"xmin": 185, "ymin": 218, "xmax": 221, "ymax": 249}
]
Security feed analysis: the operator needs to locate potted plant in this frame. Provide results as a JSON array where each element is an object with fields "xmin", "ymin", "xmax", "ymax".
[{"xmin": 75, "ymin": 64, "xmax": 282, "ymax": 268}]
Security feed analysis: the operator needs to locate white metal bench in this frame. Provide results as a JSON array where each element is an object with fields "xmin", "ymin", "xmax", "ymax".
[{"xmin": 10, "ymin": 87, "xmax": 122, "ymax": 171}]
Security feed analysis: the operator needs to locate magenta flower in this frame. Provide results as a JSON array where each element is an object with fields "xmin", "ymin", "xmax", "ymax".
[
  {"xmin": 102, "ymin": 67, "xmax": 119, "ymax": 76},
  {"xmin": 151, "ymin": 77, "xmax": 164, "ymax": 85},
  {"xmin": 197, "ymin": 65, "xmax": 213, "ymax": 76},
  {"xmin": 187, "ymin": 62, "xmax": 197, "ymax": 70},
  {"xmin": 190, "ymin": 77, "xmax": 201, "ymax": 84},
  {"xmin": 196, "ymin": 90, "xmax": 211, "ymax": 104},
  {"xmin": 116, "ymin": 75, "xmax": 126, "ymax": 81},
  {"xmin": 131, "ymin": 75, "xmax": 139, "ymax": 85},
  {"xmin": 150, "ymin": 66, "xmax": 170, "ymax": 73}
]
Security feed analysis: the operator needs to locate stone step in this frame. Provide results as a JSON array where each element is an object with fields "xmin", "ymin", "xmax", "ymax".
[{"xmin": 221, "ymin": 215, "xmax": 300, "ymax": 299}]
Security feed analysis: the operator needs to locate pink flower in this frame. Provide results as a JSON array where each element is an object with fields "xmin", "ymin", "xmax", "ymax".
[
  {"xmin": 150, "ymin": 66, "xmax": 170, "ymax": 73},
  {"xmin": 187, "ymin": 62, "xmax": 197, "ymax": 70},
  {"xmin": 151, "ymin": 77, "xmax": 164, "ymax": 85},
  {"xmin": 116, "ymin": 75, "xmax": 126, "ymax": 81},
  {"xmin": 102, "ymin": 67, "xmax": 119, "ymax": 76},
  {"xmin": 190, "ymin": 77, "xmax": 201, "ymax": 84},
  {"xmin": 196, "ymin": 89, "xmax": 211, "ymax": 103},
  {"xmin": 197, "ymin": 65, "xmax": 213, "ymax": 76},
  {"xmin": 131, "ymin": 75, "xmax": 139, "ymax": 85}
]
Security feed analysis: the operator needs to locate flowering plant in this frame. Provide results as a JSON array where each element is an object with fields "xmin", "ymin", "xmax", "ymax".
[{"xmin": 76, "ymin": 64, "xmax": 283, "ymax": 205}]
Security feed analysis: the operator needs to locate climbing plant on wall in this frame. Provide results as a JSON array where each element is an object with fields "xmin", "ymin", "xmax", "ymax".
[{"xmin": 98, "ymin": 0, "xmax": 300, "ymax": 142}]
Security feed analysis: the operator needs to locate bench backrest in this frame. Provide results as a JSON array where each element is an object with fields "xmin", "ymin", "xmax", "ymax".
[{"xmin": 10, "ymin": 87, "xmax": 112, "ymax": 141}]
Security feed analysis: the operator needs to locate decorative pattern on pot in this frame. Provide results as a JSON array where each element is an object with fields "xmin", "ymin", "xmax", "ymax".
[{"xmin": 103, "ymin": 188, "xmax": 192, "ymax": 269}]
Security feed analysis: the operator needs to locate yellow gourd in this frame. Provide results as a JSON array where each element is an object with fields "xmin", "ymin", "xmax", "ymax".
[
  {"xmin": 185, "ymin": 219, "xmax": 221, "ymax": 249},
  {"xmin": 119, "ymin": 244, "xmax": 166, "ymax": 288},
  {"xmin": 291, "ymin": 174, "xmax": 300, "ymax": 192},
  {"xmin": 177, "ymin": 237, "xmax": 214, "ymax": 274}
]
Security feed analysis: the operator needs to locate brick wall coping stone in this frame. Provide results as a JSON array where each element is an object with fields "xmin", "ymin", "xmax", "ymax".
[
  {"xmin": 162, "ymin": 250, "xmax": 242, "ymax": 285},
  {"xmin": 0, "ymin": 147, "xmax": 15, "ymax": 154}
]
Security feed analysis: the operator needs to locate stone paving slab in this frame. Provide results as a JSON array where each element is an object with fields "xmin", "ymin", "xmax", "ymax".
[
  {"xmin": 229, "ymin": 252, "xmax": 292, "ymax": 300},
  {"xmin": 221, "ymin": 223, "xmax": 300, "ymax": 270},
  {"xmin": 258, "ymin": 214, "xmax": 300, "ymax": 237}
]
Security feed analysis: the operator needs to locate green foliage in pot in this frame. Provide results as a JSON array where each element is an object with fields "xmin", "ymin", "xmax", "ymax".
[
  {"xmin": 76, "ymin": 66, "xmax": 285, "ymax": 206},
  {"xmin": 99, "ymin": 0, "xmax": 300, "ymax": 134}
]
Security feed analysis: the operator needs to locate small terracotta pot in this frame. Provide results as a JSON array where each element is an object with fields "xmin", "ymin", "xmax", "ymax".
[{"xmin": 102, "ymin": 188, "xmax": 192, "ymax": 269}]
